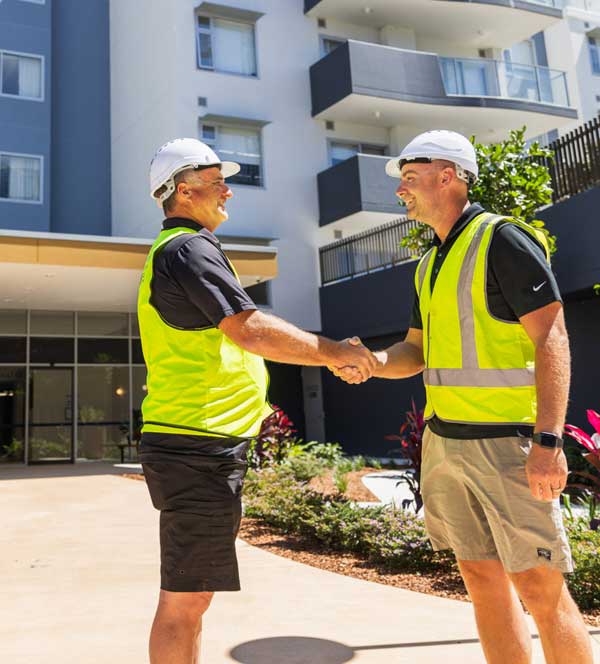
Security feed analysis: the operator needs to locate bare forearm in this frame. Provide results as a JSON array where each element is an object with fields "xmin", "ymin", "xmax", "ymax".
[
  {"xmin": 534, "ymin": 328, "xmax": 570, "ymax": 435},
  {"xmin": 224, "ymin": 311, "xmax": 339, "ymax": 366},
  {"xmin": 373, "ymin": 341, "xmax": 425, "ymax": 379}
]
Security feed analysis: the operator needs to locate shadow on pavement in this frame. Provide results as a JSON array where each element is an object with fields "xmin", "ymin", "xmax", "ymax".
[
  {"xmin": 230, "ymin": 636, "xmax": 355, "ymax": 663},
  {"xmin": 0, "ymin": 462, "xmax": 138, "ymax": 481}
]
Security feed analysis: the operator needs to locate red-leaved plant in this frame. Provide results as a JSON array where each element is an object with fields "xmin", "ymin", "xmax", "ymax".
[
  {"xmin": 385, "ymin": 399, "xmax": 425, "ymax": 511},
  {"xmin": 564, "ymin": 409, "xmax": 600, "ymax": 498},
  {"xmin": 249, "ymin": 406, "xmax": 297, "ymax": 469}
]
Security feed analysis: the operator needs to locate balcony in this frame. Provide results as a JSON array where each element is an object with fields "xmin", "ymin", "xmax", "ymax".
[
  {"xmin": 310, "ymin": 41, "xmax": 577, "ymax": 143},
  {"xmin": 317, "ymin": 154, "xmax": 401, "ymax": 231},
  {"xmin": 564, "ymin": 0, "xmax": 600, "ymax": 24},
  {"xmin": 305, "ymin": 1, "xmax": 563, "ymax": 49}
]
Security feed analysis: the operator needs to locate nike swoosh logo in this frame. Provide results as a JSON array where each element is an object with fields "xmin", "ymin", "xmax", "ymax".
[{"xmin": 533, "ymin": 281, "xmax": 547, "ymax": 292}]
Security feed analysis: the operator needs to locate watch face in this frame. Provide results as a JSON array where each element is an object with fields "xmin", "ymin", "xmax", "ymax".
[{"xmin": 534, "ymin": 433, "xmax": 562, "ymax": 448}]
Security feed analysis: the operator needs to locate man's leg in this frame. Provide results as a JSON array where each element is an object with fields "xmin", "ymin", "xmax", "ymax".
[
  {"xmin": 510, "ymin": 566, "xmax": 593, "ymax": 664},
  {"xmin": 149, "ymin": 589, "xmax": 214, "ymax": 664},
  {"xmin": 458, "ymin": 559, "xmax": 532, "ymax": 664}
]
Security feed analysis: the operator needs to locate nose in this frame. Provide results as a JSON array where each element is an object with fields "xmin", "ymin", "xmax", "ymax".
[
  {"xmin": 396, "ymin": 181, "xmax": 407, "ymax": 197},
  {"xmin": 222, "ymin": 184, "xmax": 233, "ymax": 198}
]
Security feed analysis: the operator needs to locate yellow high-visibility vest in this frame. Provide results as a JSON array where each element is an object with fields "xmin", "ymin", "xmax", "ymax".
[
  {"xmin": 415, "ymin": 212, "xmax": 550, "ymax": 425},
  {"xmin": 138, "ymin": 227, "xmax": 272, "ymax": 439}
]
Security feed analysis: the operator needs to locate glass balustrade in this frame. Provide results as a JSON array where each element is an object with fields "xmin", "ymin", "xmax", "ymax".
[{"xmin": 440, "ymin": 56, "xmax": 569, "ymax": 106}]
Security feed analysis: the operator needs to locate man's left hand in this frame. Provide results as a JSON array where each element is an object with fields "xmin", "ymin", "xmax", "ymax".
[{"xmin": 525, "ymin": 444, "xmax": 568, "ymax": 502}]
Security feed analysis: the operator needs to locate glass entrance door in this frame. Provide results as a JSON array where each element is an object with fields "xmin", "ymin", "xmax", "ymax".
[{"xmin": 29, "ymin": 368, "xmax": 74, "ymax": 463}]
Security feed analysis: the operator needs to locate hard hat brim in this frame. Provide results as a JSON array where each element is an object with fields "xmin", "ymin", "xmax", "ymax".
[
  {"xmin": 385, "ymin": 157, "xmax": 401, "ymax": 179},
  {"xmin": 221, "ymin": 161, "xmax": 241, "ymax": 178}
]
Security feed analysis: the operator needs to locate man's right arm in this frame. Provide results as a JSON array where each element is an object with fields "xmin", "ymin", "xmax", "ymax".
[
  {"xmin": 373, "ymin": 327, "xmax": 425, "ymax": 378},
  {"xmin": 218, "ymin": 309, "xmax": 378, "ymax": 380},
  {"xmin": 329, "ymin": 328, "xmax": 425, "ymax": 384}
]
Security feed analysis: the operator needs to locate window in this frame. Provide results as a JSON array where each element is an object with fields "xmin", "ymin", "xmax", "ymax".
[
  {"xmin": 244, "ymin": 282, "xmax": 270, "ymax": 307},
  {"xmin": 196, "ymin": 15, "xmax": 257, "ymax": 76},
  {"xmin": 589, "ymin": 37, "xmax": 600, "ymax": 75},
  {"xmin": 20, "ymin": 0, "xmax": 46, "ymax": 4},
  {"xmin": 0, "ymin": 153, "xmax": 42, "ymax": 203},
  {"xmin": 1, "ymin": 51, "xmax": 43, "ymax": 99},
  {"xmin": 201, "ymin": 124, "xmax": 263, "ymax": 187},
  {"xmin": 329, "ymin": 141, "xmax": 386, "ymax": 166},
  {"xmin": 320, "ymin": 36, "xmax": 345, "ymax": 58}
]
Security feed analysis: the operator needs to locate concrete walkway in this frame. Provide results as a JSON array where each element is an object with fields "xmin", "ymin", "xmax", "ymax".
[{"xmin": 0, "ymin": 465, "xmax": 598, "ymax": 664}]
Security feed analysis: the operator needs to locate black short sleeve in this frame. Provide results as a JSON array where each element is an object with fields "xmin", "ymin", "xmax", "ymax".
[
  {"xmin": 409, "ymin": 286, "xmax": 423, "ymax": 330},
  {"xmin": 159, "ymin": 234, "xmax": 256, "ymax": 327},
  {"xmin": 487, "ymin": 223, "xmax": 562, "ymax": 321}
]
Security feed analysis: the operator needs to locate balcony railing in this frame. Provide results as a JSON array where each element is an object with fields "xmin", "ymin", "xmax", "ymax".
[
  {"xmin": 320, "ymin": 218, "xmax": 432, "ymax": 286},
  {"xmin": 545, "ymin": 115, "xmax": 600, "ymax": 203},
  {"xmin": 439, "ymin": 57, "xmax": 570, "ymax": 107}
]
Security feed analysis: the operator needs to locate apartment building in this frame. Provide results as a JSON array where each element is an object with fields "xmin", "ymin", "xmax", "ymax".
[{"xmin": 0, "ymin": 0, "xmax": 598, "ymax": 464}]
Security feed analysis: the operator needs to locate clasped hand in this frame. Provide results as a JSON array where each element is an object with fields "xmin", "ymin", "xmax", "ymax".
[{"xmin": 327, "ymin": 337, "xmax": 379, "ymax": 385}]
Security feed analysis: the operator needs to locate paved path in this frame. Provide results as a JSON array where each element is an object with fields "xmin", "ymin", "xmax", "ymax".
[{"xmin": 0, "ymin": 465, "xmax": 598, "ymax": 663}]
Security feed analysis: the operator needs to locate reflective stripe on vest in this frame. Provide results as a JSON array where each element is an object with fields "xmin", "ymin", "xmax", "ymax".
[{"xmin": 416, "ymin": 212, "xmax": 548, "ymax": 425}]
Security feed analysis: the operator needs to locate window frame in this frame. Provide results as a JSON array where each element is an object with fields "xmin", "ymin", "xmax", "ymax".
[
  {"xmin": 0, "ymin": 49, "xmax": 44, "ymax": 102},
  {"xmin": 195, "ymin": 14, "xmax": 258, "ymax": 78},
  {"xmin": 319, "ymin": 35, "xmax": 346, "ymax": 59},
  {"xmin": 0, "ymin": 151, "xmax": 44, "ymax": 205},
  {"xmin": 19, "ymin": 0, "xmax": 46, "ymax": 4},
  {"xmin": 200, "ymin": 123, "xmax": 265, "ymax": 189},
  {"xmin": 327, "ymin": 139, "xmax": 388, "ymax": 167},
  {"xmin": 589, "ymin": 36, "xmax": 600, "ymax": 76}
]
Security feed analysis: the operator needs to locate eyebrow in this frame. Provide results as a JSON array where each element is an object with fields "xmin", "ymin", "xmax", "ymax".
[{"xmin": 400, "ymin": 169, "xmax": 418, "ymax": 177}]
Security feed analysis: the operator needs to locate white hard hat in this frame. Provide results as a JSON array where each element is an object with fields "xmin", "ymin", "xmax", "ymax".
[
  {"xmin": 385, "ymin": 130, "xmax": 478, "ymax": 184},
  {"xmin": 149, "ymin": 138, "xmax": 240, "ymax": 206}
]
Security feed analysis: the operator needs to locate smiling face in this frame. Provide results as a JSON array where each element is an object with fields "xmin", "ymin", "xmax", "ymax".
[
  {"xmin": 396, "ymin": 160, "xmax": 462, "ymax": 223},
  {"xmin": 173, "ymin": 166, "xmax": 233, "ymax": 232}
]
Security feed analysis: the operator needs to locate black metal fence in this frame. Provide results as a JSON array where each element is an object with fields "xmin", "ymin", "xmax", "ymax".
[
  {"xmin": 319, "ymin": 217, "xmax": 430, "ymax": 285},
  {"xmin": 546, "ymin": 116, "xmax": 600, "ymax": 203}
]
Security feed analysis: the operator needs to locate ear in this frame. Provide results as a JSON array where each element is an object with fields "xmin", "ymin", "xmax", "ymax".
[
  {"xmin": 440, "ymin": 168, "xmax": 453, "ymax": 186},
  {"xmin": 177, "ymin": 181, "xmax": 191, "ymax": 197}
]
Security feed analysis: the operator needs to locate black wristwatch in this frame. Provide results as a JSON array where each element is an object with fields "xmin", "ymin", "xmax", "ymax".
[{"xmin": 532, "ymin": 432, "xmax": 564, "ymax": 449}]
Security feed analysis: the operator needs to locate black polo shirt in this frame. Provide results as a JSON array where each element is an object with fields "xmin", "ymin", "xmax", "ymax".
[
  {"xmin": 142, "ymin": 217, "xmax": 258, "ymax": 451},
  {"xmin": 149, "ymin": 217, "xmax": 257, "ymax": 330},
  {"xmin": 410, "ymin": 203, "xmax": 562, "ymax": 440}
]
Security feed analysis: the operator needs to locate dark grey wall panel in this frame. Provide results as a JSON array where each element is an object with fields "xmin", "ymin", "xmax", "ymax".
[
  {"xmin": 317, "ymin": 157, "xmax": 362, "ymax": 226},
  {"xmin": 538, "ymin": 186, "xmax": 600, "ymax": 295},
  {"xmin": 320, "ymin": 259, "xmax": 417, "ymax": 339},
  {"xmin": 317, "ymin": 155, "xmax": 398, "ymax": 226},
  {"xmin": 51, "ymin": 0, "xmax": 111, "ymax": 235},
  {"xmin": 309, "ymin": 41, "xmax": 353, "ymax": 116}
]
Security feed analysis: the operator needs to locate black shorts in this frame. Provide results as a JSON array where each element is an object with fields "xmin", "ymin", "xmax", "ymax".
[{"xmin": 140, "ymin": 433, "xmax": 250, "ymax": 592}]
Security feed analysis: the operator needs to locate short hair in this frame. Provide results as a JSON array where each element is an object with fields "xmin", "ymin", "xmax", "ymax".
[{"xmin": 155, "ymin": 164, "xmax": 222, "ymax": 215}]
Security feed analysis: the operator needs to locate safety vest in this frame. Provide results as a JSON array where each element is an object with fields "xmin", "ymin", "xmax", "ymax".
[
  {"xmin": 138, "ymin": 227, "xmax": 273, "ymax": 438},
  {"xmin": 415, "ymin": 212, "xmax": 550, "ymax": 426}
]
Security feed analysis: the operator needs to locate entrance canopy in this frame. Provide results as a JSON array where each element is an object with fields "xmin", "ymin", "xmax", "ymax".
[{"xmin": 0, "ymin": 229, "xmax": 278, "ymax": 312}]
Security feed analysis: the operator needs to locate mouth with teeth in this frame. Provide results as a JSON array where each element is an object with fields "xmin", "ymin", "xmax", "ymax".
[{"xmin": 217, "ymin": 199, "xmax": 228, "ymax": 216}]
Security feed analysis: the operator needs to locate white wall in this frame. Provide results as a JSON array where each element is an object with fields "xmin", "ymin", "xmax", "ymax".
[{"xmin": 110, "ymin": 0, "xmax": 331, "ymax": 330}]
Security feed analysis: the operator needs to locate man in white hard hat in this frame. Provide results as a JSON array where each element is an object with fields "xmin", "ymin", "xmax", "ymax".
[
  {"xmin": 333, "ymin": 130, "xmax": 592, "ymax": 664},
  {"xmin": 138, "ymin": 138, "xmax": 378, "ymax": 664}
]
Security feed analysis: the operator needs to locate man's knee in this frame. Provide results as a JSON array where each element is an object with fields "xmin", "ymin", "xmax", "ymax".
[
  {"xmin": 458, "ymin": 559, "xmax": 510, "ymax": 600},
  {"xmin": 510, "ymin": 566, "xmax": 568, "ymax": 615},
  {"xmin": 157, "ymin": 590, "xmax": 215, "ymax": 624}
]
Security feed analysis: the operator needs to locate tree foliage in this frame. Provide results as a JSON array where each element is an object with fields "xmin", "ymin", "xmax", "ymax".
[{"xmin": 400, "ymin": 127, "xmax": 557, "ymax": 257}]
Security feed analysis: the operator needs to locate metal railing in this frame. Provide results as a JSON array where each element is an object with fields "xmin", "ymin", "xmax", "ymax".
[
  {"xmin": 439, "ymin": 56, "xmax": 570, "ymax": 107},
  {"xmin": 544, "ymin": 115, "xmax": 600, "ymax": 203},
  {"xmin": 319, "ymin": 217, "xmax": 432, "ymax": 286}
]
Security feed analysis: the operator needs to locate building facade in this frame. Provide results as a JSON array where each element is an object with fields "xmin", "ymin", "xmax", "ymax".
[{"xmin": 1, "ymin": 0, "xmax": 599, "ymax": 463}]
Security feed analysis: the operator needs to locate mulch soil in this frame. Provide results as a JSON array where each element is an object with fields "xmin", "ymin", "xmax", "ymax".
[{"xmin": 122, "ymin": 469, "xmax": 600, "ymax": 627}]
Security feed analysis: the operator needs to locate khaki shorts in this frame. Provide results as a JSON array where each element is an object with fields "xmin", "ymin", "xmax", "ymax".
[{"xmin": 421, "ymin": 427, "xmax": 573, "ymax": 573}]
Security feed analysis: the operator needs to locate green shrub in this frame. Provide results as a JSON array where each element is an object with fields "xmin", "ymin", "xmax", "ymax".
[
  {"xmin": 303, "ymin": 441, "xmax": 344, "ymax": 465},
  {"xmin": 566, "ymin": 520, "xmax": 600, "ymax": 610},
  {"xmin": 283, "ymin": 452, "xmax": 330, "ymax": 482}
]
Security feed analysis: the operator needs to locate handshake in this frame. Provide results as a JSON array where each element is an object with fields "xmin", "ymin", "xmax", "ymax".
[{"xmin": 327, "ymin": 336, "xmax": 381, "ymax": 385}]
